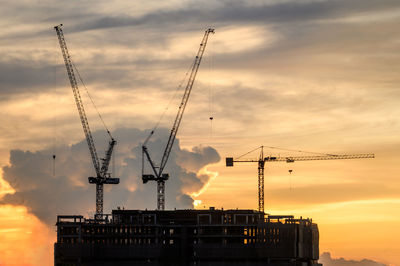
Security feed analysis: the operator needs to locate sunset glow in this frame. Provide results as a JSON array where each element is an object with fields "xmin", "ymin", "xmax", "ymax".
[{"xmin": 1, "ymin": 1, "xmax": 400, "ymax": 265}]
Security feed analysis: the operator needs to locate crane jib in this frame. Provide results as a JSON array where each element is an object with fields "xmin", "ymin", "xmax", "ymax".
[
  {"xmin": 55, "ymin": 24, "xmax": 119, "ymax": 220},
  {"xmin": 54, "ymin": 25, "xmax": 101, "ymax": 176},
  {"xmin": 142, "ymin": 28, "xmax": 214, "ymax": 211},
  {"xmin": 226, "ymin": 145, "xmax": 374, "ymax": 213},
  {"xmin": 158, "ymin": 28, "xmax": 214, "ymax": 176}
]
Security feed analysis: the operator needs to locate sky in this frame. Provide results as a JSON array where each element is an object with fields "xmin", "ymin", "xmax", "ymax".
[{"xmin": 0, "ymin": 0, "xmax": 399, "ymax": 265}]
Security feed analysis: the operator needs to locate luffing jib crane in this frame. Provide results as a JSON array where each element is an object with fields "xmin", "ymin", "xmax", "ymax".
[
  {"xmin": 226, "ymin": 146, "xmax": 374, "ymax": 213},
  {"xmin": 142, "ymin": 28, "xmax": 215, "ymax": 210},
  {"xmin": 54, "ymin": 24, "xmax": 119, "ymax": 220}
]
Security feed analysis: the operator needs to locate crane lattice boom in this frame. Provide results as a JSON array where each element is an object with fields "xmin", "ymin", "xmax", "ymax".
[
  {"xmin": 233, "ymin": 153, "xmax": 375, "ymax": 163},
  {"xmin": 54, "ymin": 25, "xmax": 100, "ymax": 175},
  {"xmin": 158, "ymin": 28, "xmax": 215, "ymax": 176},
  {"xmin": 142, "ymin": 28, "xmax": 215, "ymax": 210},
  {"xmin": 55, "ymin": 24, "xmax": 119, "ymax": 220}
]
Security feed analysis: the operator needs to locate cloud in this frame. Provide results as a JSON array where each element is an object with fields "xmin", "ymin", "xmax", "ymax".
[
  {"xmin": 41, "ymin": 0, "xmax": 400, "ymax": 33},
  {"xmin": 0, "ymin": 61, "xmax": 57, "ymax": 96},
  {"xmin": 1, "ymin": 0, "xmax": 399, "ymax": 156},
  {"xmin": 0, "ymin": 127, "xmax": 220, "ymax": 225},
  {"xmin": 320, "ymin": 252, "xmax": 387, "ymax": 266},
  {"xmin": 2, "ymin": 0, "xmax": 399, "ymax": 98}
]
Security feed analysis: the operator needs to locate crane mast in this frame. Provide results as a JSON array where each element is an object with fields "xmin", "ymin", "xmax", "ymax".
[
  {"xmin": 258, "ymin": 147, "xmax": 265, "ymax": 213},
  {"xmin": 226, "ymin": 146, "xmax": 374, "ymax": 213},
  {"xmin": 142, "ymin": 28, "xmax": 215, "ymax": 210},
  {"xmin": 54, "ymin": 24, "xmax": 119, "ymax": 220}
]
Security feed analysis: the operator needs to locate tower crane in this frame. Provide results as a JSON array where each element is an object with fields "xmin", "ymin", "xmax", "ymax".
[
  {"xmin": 226, "ymin": 146, "xmax": 374, "ymax": 213},
  {"xmin": 142, "ymin": 28, "xmax": 215, "ymax": 210},
  {"xmin": 54, "ymin": 24, "xmax": 119, "ymax": 220}
]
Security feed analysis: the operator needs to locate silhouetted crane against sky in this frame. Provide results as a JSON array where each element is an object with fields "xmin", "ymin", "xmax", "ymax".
[
  {"xmin": 142, "ymin": 28, "xmax": 215, "ymax": 210},
  {"xmin": 55, "ymin": 24, "xmax": 119, "ymax": 220},
  {"xmin": 226, "ymin": 146, "xmax": 374, "ymax": 213}
]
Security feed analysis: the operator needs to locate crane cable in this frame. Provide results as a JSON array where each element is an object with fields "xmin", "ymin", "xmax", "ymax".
[
  {"xmin": 71, "ymin": 61, "xmax": 113, "ymax": 139},
  {"xmin": 208, "ymin": 37, "xmax": 214, "ymax": 137},
  {"xmin": 264, "ymin": 146, "xmax": 337, "ymax": 156},
  {"xmin": 52, "ymin": 36, "xmax": 58, "ymax": 177},
  {"xmin": 236, "ymin": 145, "xmax": 337, "ymax": 160},
  {"xmin": 145, "ymin": 60, "xmax": 195, "ymax": 142},
  {"xmin": 236, "ymin": 146, "xmax": 262, "ymax": 159}
]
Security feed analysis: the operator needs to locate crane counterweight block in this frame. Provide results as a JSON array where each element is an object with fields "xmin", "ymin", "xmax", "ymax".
[
  {"xmin": 104, "ymin": 178, "xmax": 119, "ymax": 184},
  {"xmin": 88, "ymin": 177, "xmax": 119, "ymax": 184},
  {"xmin": 226, "ymin": 157, "xmax": 234, "ymax": 167},
  {"xmin": 142, "ymin": 174, "xmax": 169, "ymax": 184},
  {"xmin": 160, "ymin": 174, "xmax": 169, "ymax": 180},
  {"xmin": 142, "ymin": 174, "xmax": 155, "ymax": 183}
]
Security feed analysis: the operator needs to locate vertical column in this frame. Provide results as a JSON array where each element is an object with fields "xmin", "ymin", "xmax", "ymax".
[
  {"xmin": 258, "ymin": 160, "xmax": 264, "ymax": 212},
  {"xmin": 157, "ymin": 180, "xmax": 165, "ymax": 210},
  {"xmin": 96, "ymin": 183, "xmax": 103, "ymax": 219}
]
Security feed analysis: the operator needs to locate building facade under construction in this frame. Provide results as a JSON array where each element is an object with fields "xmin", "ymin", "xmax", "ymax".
[{"xmin": 54, "ymin": 208, "xmax": 321, "ymax": 266}]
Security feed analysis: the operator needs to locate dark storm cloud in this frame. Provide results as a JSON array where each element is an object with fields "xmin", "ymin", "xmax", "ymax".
[
  {"xmin": 0, "ymin": 127, "xmax": 220, "ymax": 224},
  {"xmin": 320, "ymin": 252, "xmax": 387, "ymax": 266}
]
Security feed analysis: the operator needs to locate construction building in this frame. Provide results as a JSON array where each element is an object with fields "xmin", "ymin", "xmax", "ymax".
[{"xmin": 54, "ymin": 208, "xmax": 320, "ymax": 266}]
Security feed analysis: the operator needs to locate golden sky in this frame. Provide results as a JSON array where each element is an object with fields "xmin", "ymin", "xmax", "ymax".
[{"xmin": 0, "ymin": 1, "xmax": 400, "ymax": 265}]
